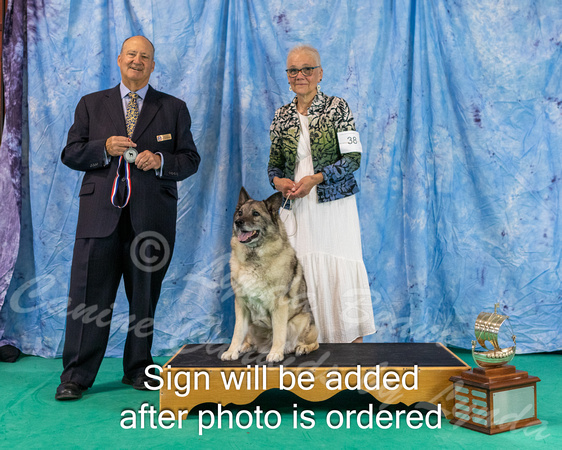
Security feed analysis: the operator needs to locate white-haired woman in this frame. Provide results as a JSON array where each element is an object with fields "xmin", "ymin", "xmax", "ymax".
[{"xmin": 268, "ymin": 45, "xmax": 375, "ymax": 343}]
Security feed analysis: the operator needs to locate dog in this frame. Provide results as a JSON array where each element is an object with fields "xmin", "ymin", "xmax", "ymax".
[{"xmin": 220, "ymin": 187, "xmax": 319, "ymax": 363}]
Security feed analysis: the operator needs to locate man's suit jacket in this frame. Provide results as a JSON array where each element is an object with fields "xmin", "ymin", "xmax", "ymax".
[{"xmin": 61, "ymin": 85, "xmax": 200, "ymax": 242}]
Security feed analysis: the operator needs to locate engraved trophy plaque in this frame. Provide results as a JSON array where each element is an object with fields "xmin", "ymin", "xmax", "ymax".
[{"xmin": 449, "ymin": 303, "xmax": 541, "ymax": 434}]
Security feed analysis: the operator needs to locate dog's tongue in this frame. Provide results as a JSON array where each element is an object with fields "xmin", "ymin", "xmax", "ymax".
[{"xmin": 238, "ymin": 231, "xmax": 254, "ymax": 243}]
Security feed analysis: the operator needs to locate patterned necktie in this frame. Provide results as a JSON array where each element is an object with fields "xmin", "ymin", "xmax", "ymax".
[{"xmin": 126, "ymin": 92, "xmax": 139, "ymax": 138}]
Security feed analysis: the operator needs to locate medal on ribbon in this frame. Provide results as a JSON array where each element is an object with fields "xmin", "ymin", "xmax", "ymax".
[{"xmin": 124, "ymin": 147, "xmax": 138, "ymax": 163}]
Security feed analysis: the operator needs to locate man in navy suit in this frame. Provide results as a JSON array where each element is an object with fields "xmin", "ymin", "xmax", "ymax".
[{"xmin": 56, "ymin": 36, "xmax": 200, "ymax": 400}]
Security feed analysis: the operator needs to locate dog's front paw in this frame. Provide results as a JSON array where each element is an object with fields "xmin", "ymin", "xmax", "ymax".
[
  {"xmin": 266, "ymin": 350, "xmax": 284, "ymax": 363},
  {"xmin": 295, "ymin": 342, "xmax": 318, "ymax": 356},
  {"xmin": 221, "ymin": 350, "xmax": 240, "ymax": 361},
  {"xmin": 240, "ymin": 342, "xmax": 254, "ymax": 354}
]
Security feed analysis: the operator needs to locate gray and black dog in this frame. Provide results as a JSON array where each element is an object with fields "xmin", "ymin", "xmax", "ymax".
[{"xmin": 221, "ymin": 187, "xmax": 319, "ymax": 363}]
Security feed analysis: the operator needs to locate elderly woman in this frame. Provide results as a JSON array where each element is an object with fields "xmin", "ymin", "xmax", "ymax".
[{"xmin": 268, "ymin": 45, "xmax": 376, "ymax": 343}]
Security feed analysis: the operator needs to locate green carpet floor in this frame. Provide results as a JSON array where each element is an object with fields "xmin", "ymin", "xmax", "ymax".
[{"xmin": 0, "ymin": 348, "xmax": 560, "ymax": 449}]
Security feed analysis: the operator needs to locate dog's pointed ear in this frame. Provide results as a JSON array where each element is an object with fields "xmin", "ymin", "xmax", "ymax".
[
  {"xmin": 237, "ymin": 187, "xmax": 251, "ymax": 208},
  {"xmin": 264, "ymin": 191, "xmax": 283, "ymax": 215}
]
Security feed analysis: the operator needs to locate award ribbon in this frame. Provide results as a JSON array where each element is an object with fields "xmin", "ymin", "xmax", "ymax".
[
  {"xmin": 111, "ymin": 156, "xmax": 132, "ymax": 208},
  {"xmin": 110, "ymin": 92, "xmax": 139, "ymax": 208}
]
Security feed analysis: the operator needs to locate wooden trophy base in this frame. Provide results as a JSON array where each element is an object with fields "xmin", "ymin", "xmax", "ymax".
[{"xmin": 450, "ymin": 365, "xmax": 541, "ymax": 434}]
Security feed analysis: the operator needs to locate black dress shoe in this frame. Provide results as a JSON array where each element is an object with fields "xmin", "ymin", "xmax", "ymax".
[
  {"xmin": 122, "ymin": 374, "xmax": 160, "ymax": 391},
  {"xmin": 55, "ymin": 382, "xmax": 87, "ymax": 401}
]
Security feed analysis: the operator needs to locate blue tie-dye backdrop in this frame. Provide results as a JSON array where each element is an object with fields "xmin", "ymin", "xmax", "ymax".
[{"xmin": 1, "ymin": 0, "xmax": 561, "ymax": 357}]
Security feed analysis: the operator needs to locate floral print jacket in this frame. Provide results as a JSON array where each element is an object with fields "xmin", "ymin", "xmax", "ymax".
[{"xmin": 268, "ymin": 91, "xmax": 360, "ymax": 207}]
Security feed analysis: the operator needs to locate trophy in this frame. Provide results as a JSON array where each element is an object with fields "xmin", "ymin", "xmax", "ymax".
[
  {"xmin": 449, "ymin": 303, "xmax": 541, "ymax": 434},
  {"xmin": 472, "ymin": 303, "xmax": 516, "ymax": 368}
]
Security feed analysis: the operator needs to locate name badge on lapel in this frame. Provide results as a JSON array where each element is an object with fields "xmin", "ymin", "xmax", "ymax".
[{"xmin": 157, "ymin": 133, "xmax": 172, "ymax": 142}]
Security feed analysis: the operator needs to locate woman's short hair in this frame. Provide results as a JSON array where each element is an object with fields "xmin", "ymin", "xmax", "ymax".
[{"xmin": 287, "ymin": 45, "xmax": 321, "ymax": 66}]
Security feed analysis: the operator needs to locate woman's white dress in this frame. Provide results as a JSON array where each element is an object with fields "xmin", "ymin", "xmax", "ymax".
[{"xmin": 280, "ymin": 112, "xmax": 376, "ymax": 343}]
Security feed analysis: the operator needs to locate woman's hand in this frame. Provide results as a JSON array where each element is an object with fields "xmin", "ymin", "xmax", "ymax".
[
  {"xmin": 273, "ymin": 177, "xmax": 297, "ymax": 198},
  {"xmin": 292, "ymin": 173, "xmax": 324, "ymax": 198}
]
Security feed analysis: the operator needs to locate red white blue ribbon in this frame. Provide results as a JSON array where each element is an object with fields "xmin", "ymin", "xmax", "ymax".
[{"xmin": 111, "ymin": 156, "xmax": 131, "ymax": 208}]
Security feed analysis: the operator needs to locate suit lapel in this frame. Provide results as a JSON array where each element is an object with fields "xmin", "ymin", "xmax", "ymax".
[
  {"xmin": 104, "ymin": 85, "xmax": 127, "ymax": 136},
  {"xmin": 132, "ymin": 86, "xmax": 162, "ymax": 141}
]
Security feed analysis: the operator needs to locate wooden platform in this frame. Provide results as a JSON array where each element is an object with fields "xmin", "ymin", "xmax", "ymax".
[{"xmin": 159, "ymin": 343, "xmax": 469, "ymax": 418}]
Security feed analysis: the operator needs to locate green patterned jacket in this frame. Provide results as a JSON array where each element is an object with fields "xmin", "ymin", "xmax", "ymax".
[{"xmin": 268, "ymin": 91, "xmax": 361, "ymax": 206}]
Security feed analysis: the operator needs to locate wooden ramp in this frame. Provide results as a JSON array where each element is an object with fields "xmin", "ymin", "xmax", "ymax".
[{"xmin": 159, "ymin": 343, "xmax": 469, "ymax": 419}]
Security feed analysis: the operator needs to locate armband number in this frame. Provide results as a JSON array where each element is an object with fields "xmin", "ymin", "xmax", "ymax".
[{"xmin": 337, "ymin": 131, "xmax": 362, "ymax": 154}]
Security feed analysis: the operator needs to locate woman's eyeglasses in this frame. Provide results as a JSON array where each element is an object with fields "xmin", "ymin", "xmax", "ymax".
[{"xmin": 286, "ymin": 66, "xmax": 320, "ymax": 77}]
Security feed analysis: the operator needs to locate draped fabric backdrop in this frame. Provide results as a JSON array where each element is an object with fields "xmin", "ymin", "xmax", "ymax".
[{"xmin": 1, "ymin": 0, "xmax": 561, "ymax": 357}]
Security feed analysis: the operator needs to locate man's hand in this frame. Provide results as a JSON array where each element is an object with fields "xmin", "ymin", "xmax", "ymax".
[
  {"xmin": 105, "ymin": 136, "xmax": 136, "ymax": 157},
  {"xmin": 135, "ymin": 150, "xmax": 162, "ymax": 171}
]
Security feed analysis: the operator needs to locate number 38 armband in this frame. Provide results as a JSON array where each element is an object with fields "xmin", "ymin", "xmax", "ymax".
[{"xmin": 337, "ymin": 131, "xmax": 362, "ymax": 154}]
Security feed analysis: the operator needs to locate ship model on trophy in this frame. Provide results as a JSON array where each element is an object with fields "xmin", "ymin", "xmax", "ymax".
[
  {"xmin": 472, "ymin": 304, "xmax": 516, "ymax": 368},
  {"xmin": 450, "ymin": 303, "xmax": 541, "ymax": 434}
]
